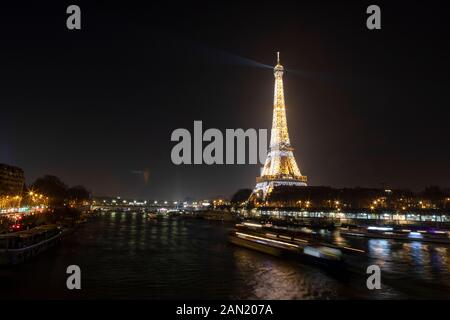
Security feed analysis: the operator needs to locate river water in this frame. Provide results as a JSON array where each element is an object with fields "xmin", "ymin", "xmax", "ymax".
[{"xmin": 1, "ymin": 212, "xmax": 449, "ymax": 299}]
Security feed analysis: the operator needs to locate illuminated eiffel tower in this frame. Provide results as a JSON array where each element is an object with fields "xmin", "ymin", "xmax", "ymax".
[{"xmin": 250, "ymin": 53, "xmax": 307, "ymax": 202}]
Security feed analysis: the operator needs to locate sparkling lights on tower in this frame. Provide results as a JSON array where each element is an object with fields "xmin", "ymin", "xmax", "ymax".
[{"xmin": 250, "ymin": 52, "xmax": 307, "ymax": 201}]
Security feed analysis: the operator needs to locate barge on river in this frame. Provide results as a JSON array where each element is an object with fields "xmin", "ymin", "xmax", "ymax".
[
  {"xmin": 0, "ymin": 225, "xmax": 63, "ymax": 265},
  {"xmin": 228, "ymin": 222, "xmax": 363, "ymax": 268},
  {"xmin": 340, "ymin": 226, "xmax": 450, "ymax": 244}
]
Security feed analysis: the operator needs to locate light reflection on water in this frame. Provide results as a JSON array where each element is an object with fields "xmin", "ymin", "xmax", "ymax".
[
  {"xmin": 0, "ymin": 212, "xmax": 449, "ymax": 299},
  {"xmin": 231, "ymin": 249, "xmax": 341, "ymax": 299},
  {"xmin": 331, "ymin": 230, "xmax": 450, "ymax": 295}
]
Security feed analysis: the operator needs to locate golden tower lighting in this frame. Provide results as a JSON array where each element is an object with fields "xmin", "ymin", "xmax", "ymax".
[{"xmin": 251, "ymin": 52, "xmax": 307, "ymax": 200}]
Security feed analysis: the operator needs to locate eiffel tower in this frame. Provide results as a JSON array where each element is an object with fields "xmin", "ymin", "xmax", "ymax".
[{"xmin": 250, "ymin": 53, "xmax": 307, "ymax": 202}]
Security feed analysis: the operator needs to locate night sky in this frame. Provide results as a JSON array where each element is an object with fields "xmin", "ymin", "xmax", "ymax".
[{"xmin": 1, "ymin": 1, "xmax": 449, "ymax": 200}]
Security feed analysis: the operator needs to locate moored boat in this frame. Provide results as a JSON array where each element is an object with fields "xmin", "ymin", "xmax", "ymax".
[
  {"xmin": 148, "ymin": 212, "xmax": 158, "ymax": 219},
  {"xmin": 340, "ymin": 225, "xmax": 450, "ymax": 244},
  {"xmin": 228, "ymin": 222, "xmax": 356, "ymax": 268},
  {"xmin": 0, "ymin": 225, "xmax": 63, "ymax": 265}
]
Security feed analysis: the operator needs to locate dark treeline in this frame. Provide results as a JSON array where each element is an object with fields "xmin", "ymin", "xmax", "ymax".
[
  {"xmin": 231, "ymin": 189, "xmax": 253, "ymax": 204},
  {"xmin": 29, "ymin": 175, "xmax": 91, "ymax": 207},
  {"xmin": 240, "ymin": 186, "xmax": 450, "ymax": 210}
]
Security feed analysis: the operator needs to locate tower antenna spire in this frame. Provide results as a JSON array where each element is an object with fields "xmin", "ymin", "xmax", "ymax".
[{"xmin": 277, "ymin": 51, "xmax": 280, "ymax": 64}]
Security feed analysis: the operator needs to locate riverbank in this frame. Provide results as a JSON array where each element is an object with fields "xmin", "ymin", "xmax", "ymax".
[
  {"xmin": 239, "ymin": 208, "xmax": 450, "ymax": 228},
  {"xmin": 0, "ymin": 208, "xmax": 96, "ymax": 265}
]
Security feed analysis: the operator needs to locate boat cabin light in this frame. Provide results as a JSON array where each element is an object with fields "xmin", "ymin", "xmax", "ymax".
[
  {"xmin": 243, "ymin": 222, "xmax": 263, "ymax": 228},
  {"xmin": 367, "ymin": 226, "xmax": 393, "ymax": 231}
]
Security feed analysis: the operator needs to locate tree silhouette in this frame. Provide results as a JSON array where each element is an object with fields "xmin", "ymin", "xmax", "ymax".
[
  {"xmin": 67, "ymin": 185, "xmax": 91, "ymax": 203},
  {"xmin": 32, "ymin": 175, "xmax": 68, "ymax": 206},
  {"xmin": 231, "ymin": 189, "xmax": 252, "ymax": 204}
]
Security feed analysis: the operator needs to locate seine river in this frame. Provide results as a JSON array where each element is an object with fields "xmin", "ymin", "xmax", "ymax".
[{"xmin": 1, "ymin": 212, "xmax": 449, "ymax": 299}]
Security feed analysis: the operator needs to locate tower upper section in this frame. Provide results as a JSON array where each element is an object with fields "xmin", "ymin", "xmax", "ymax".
[
  {"xmin": 274, "ymin": 51, "xmax": 284, "ymax": 76},
  {"xmin": 270, "ymin": 52, "xmax": 291, "ymax": 150}
]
